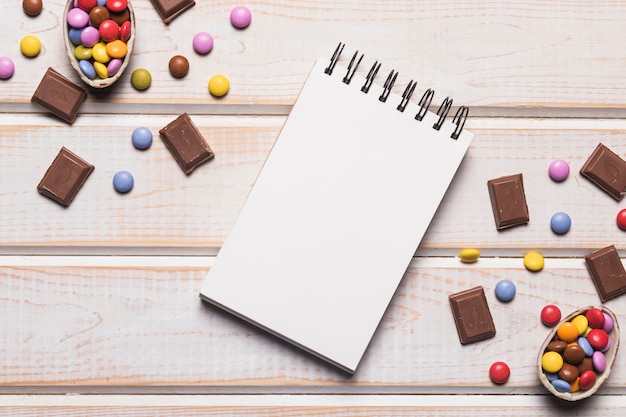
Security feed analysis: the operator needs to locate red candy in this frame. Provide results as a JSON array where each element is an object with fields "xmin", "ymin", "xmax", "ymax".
[
  {"xmin": 120, "ymin": 20, "xmax": 131, "ymax": 42},
  {"xmin": 585, "ymin": 307, "xmax": 605, "ymax": 329},
  {"xmin": 587, "ymin": 329, "xmax": 609, "ymax": 350},
  {"xmin": 106, "ymin": 0, "xmax": 127, "ymax": 13},
  {"xmin": 541, "ymin": 304, "xmax": 561, "ymax": 327},
  {"xmin": 489, "ymin": 361, "xmax": 510, "ymax": 384},
  {"xmin": 617, "ymin": 208, "xmax": 626, "ymax": 230},
  {"xmin": 77, "ymin": 0, "xmax": 97, "ymax": 11},
  {"xmin": 99, "ymin": 19, "xmax": 119, "ymax": 42},
  {"xmin": 579, "ymin": 370, "xmax": 597, "ymax": 391}
]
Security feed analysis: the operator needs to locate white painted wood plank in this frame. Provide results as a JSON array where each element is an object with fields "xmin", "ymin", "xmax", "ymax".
[
  {"xmin": 3, "ymin": 0, "xmax": 626, "ymax": 108},
  {"xmin": 1, "ymin": 260, "xmax": 625, "ymax": 390},
  {"xmin": 1, "ymin": 394, "xmax": 626, "ymax": 415},
  {"xmin": 1, "ymin": 115, "xmax": 625, "ymax": 254}
]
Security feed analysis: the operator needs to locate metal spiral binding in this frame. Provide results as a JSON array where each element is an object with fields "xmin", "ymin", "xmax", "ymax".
[
  {"xmin": 397, "ymin": 80, "xmax": 416, "ymax": 112},
  {"xmin": 379, "ymin": 70, "xmax": 398, "ymax": 102},
  {"xmin": 324, "ymin": 43, "xmax": 469, "ymax": 138},
  {"xmin": 415, "ymin": 88, "xmax": 434, "ymax": 121},
  {"xmin": 432, "ymin": 97, "xmax": 453, "ymax": 131},
  {"xmin": 343, "ymin": 51, "xmax": 363, "ymax": 85}
]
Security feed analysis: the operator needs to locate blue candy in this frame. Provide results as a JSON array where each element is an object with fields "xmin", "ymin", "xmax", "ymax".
[
  {"xmin": 494, "ymin": 279, "xmax": 516, "ymax": 302},
  {"xmin": 544, "ymin": 372, "xmax": 559, "ymax": 382},
  {"xmin": 79, "ymin": 60, "xmax": 96, "ymax": 79},
  {"xmin": 132, "ymin": 127, "xmax": 153, "ymax": 150},
  {"xmin": 577, "ymin": 336, "xmax": 594, "ymax": 357},
  {"xmin": 551, "ymin": 378, "xmax": 572, "ymax": 393},
  {"xmin": 68, "ymin": 28, "xmax": 83, "ymax": 45},
  {"xmin": 97, "ymin": 0, "xmax": 107, "ymax": 5},
  {"xmin": 550, "ymin": 212, "xmax": 571, "ymax": 234},
  {"xmin": 113, "ymin": 171, "xmax": 134, "ymax": 193}
]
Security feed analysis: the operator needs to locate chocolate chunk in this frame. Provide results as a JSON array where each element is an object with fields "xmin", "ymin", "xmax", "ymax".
[
  {"xmin": 149, "ymin": 0, "xmax": 195, "ymax": 24},
  {"xmin": 159, "ymin": 113, "xmax": 214, "ymax": 174},
  {"xmin": 31, "ymin": 67, "xmax": 87, "ymax": 124},
  {"xmin": 449, "ymin": 286, "xmax": 496, "ymax": 344},
  {"xmin": 580, "ymin": 143, "xmax": 626, "ymax": 201},
  {"xmin": 487, "ymin": 173, "xmax": 529, "ymax": 230},
  {"xmin": 37, "ymin": 147, "xmax": 94, "ymax": 206},
  {"xmin": 584, "ymin": 245, "xmax": 626, "ymax": 302}
]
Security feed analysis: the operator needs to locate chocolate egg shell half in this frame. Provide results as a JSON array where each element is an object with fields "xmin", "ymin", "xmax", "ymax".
[
  {"xmin": 63, "ymin": 0, "xmax": 135, "ymax": 88},
  {"xmin": 537, "ymin": 306, "xmax": 619, "ymax": 401}
]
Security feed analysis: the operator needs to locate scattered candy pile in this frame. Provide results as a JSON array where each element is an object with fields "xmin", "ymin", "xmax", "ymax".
[
  {"xmin": 66, "ymin": 0, "xmax": 133, "ymax": 81},
  {"xmin": 540, "ymin": 307, "xmax": 614, "ymax": 394}
]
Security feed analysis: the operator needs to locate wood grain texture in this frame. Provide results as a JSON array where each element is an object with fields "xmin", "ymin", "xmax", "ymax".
[
  {"xmin": 1, "ymin": 260, "xmax": 625, "ymax": 391},
  {"xmin": 3, "ymin": 0, "xmax": 626, "ymax": 108},
  {"xmin": 1, "ymin": 115, "xmax": 625, "ymax": 254}
]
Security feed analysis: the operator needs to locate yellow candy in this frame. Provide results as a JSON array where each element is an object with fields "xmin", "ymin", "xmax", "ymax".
[
  {"xmin": 542, "ymin": 351, "xmax": 564, "ymax": 373},
  {"xmin": 459, "ymin": 248, "xmax": 480, "ymax": 263},
  {"xmin": 208, "ymin": 74, "xmax": 230, "ymax": 97},
  {"xmin": 74, "ymin": 45, "xmax": 92, "ymax": 61},
  {"xmin": 583, "ymin": 327, "xmax": 591, "ymax": 337},
  {"xmin": 20, "ymin": 35, "xmax": 41, "ymax": 57},
  {"xmin": 94, "ymin": 62, "xmax": 108, "ymax": 79},
  {"xmin": 557, "ymin": 322, "xmax": 579, "ymax": 343},
  {"xmin": 523, "ymin": 251, "xmax": 544, "ymax": 272},
  {"xmin": 571, "ymin": 315, "xmax": 589, "ymax": 335},
  {"xmin": 92, "ymin": 42, "xmax": 110, "ymax": 63},
  {"xmin": 106, "ymin": 40, "xmax": 127, "ymax": 59}
]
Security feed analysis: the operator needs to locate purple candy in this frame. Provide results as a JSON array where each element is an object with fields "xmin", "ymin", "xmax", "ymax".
[
  {"xmin": 80, "ymin": 26, "xmax": 100, "ymax": 47},
  {"xmin": 0, "ymin": 56, "xmax": 14, "ymax": 79},
  {"xmin": 592, "ymin": 350, "xmax": 606, "ymax": 372},
  {"xmin": 548, "ymin": 159, "xmax": 570, "ymax": 182},
  {"xmin": 107, "ymin": 58, "xmax": 122, "ymax": 76},
  {"xmin": 192, "ymin": 32, "xmax": 213, "ymax": 54},
  {"xmin": 600, "ymin": 337, "xmax": 611, "ymax": 353},
  {"xmin": 67, "ymin": 8, "xmax": 90, "ymax": 28},
  {"xmin": 230, "ymin": 5, "xmax": 251, "ymax": 28},
  {"xmin": 602, "ymin": 312, "xmax": 614, "ymax": 333}
]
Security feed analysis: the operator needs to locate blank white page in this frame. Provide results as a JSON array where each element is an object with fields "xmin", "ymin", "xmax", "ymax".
[{"xmin": 200, "ymin": 58, "xmax": 473, "ymax": 373}]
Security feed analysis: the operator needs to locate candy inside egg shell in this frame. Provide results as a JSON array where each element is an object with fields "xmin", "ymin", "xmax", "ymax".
[
  {"xmin": 63, "ymin": 0, "xmax": 135, "ymax": 88},
  {"xmin": 537, "ymin": 306, "xmax": 619, "ymax": 401}
]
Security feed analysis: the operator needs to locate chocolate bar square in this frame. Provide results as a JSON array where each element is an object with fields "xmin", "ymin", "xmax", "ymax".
[
  {"xmin": 31, "ymin": 67, "xmax": 87, "ymax": 124},
  {"xmin": 149, "ymin": 0, "xmax": 195, "ymax": 24},
  {"xmin": 580, "ymin": 143, "xmax": 626, "ymax": 201},
  {"xmin": 37, "ymin": 147, "xmax": 94, "ymax": 206},
  {"xmin": 449, "ymin": 286, "xmax": 496, "ymax": 344},
  {"xmin": 584, "ymin": 245, "xmax": 626, "ymax": 302},
  {"xmin": 487, "ymin": 173, "xmax": 529, "ymax": 230},
  {"xmin": 159, "ymin": 113, "xmax": 214, "ymax": 174}
]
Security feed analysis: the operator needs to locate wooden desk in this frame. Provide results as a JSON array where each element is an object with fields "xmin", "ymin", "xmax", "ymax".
[{"xmin": 2, "ymin": 0, "xmax": 626, "ymax": 414}]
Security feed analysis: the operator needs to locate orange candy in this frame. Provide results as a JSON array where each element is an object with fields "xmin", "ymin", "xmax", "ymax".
[
  {"xmin": 105, "ymin": 39, "xmax": 127, "ymax": 59},
  {"xmin": 557, "ymin": 322, "xmax": 579, "ymax": 343}
]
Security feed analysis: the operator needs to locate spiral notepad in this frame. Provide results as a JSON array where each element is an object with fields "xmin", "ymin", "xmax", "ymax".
[{"xmin": 200, "ymin": 43, "xmax": 474, "ymax": 373}]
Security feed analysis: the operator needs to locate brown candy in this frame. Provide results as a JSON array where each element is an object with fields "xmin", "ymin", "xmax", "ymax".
[
  {"xmin": 110, "ymin": 8, "xmax": 130, "ymax": 25},
  {"xmin": 546, "ymin": 340, "xmax": 567, "ymax": 353},
  {"xmin": 168, "ymin": 55, "xmax": 189, "ymax": 78},
  {"xmin": 563, "ymin": 345, "xmax": 585, "ymax": 365},
  {"xmin": 89, "ymin": 6, "xmax": 110, "ymax": 27},
  {"xmin": 578, "ymin": 357, "xmax": 594, "ymax": 374},
  {"xmin": 558, "ymin": 363, "xmax": 579, "ymax": 383},
  {"xmin": 23, "ymin": 0, "xmax": 42, "ymax": 16}
]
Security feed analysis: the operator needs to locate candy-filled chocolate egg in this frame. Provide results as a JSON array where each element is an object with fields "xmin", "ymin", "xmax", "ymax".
[
  {"xmin": 63, "ymin": 0, "xmax": 135, "ymax": 88},
  {"xmin": 538, "ymin": 306, "xmax": 619, "ymax": 401}
]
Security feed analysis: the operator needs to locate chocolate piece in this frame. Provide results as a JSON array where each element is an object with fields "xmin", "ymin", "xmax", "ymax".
[
  {"xmin": 487, "ymin": 173, "xmax": 529, "ymax": 230},
  {"xmin": 449, "ymin": 286, "xmax": 496, "ymax": 344},
  {"xmin": 159, "ymin": 113, "xmax": 214, "ymax": 174},
  {"xmin": 37, "ymin": 147, "xmax": 94, "ymax": 206},
  {"xmin": 149, "ymin": 0, "xmax": 195, "ymax": 24},
  {"xmin": 580, "ymin": 143, "xmax": 626, "ymax": 201},
  {"xmin": 31, "ymin": 67, "xmax": 87, "ymax": 124},
  {"xmin": 584, "ymin": 245, "xmax": 626, "ymax": 302}
]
